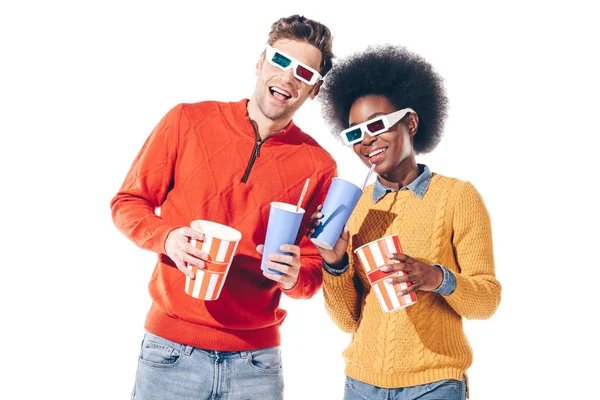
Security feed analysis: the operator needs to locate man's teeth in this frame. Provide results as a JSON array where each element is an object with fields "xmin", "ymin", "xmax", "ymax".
[
  {"xmin": 270, "ymin": 87, "xmax": 291, "ymax": 99},
  {"xmin": 273, "ymin": 87, "xmax": 291, "ymax": 96},
  {"xmin": 368, "ymin": 148, "xmax": 385, "ymax": 158}
]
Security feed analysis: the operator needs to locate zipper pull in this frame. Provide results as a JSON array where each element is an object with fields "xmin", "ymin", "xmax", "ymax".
[{"xmin": 254, "ymin": 140, "xmax": 262, "ymax": 157}]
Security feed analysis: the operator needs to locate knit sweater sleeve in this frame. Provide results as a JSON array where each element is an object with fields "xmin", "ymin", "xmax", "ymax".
[
  {"xmin": 282, "ymin": 163, "xmax": 338, "ymax": 299},
  {"xmin": 322, "ymin": 237, "xmax": 366, "ymax": 333},
  {"xmin": 110, "ymin": 104, "xmax": 183, "ymax": 255},
  {"xmin": 444, "ymin": 182, "xmax": 501, "ymax": 319}
]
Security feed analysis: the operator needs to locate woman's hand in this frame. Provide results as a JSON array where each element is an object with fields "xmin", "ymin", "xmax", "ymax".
[
  {"xmin": 382, "ymin": 253, "xmax": 443, "ymax": 295},
  {"xmin": 307, "ymin": 204, "xmax": 349, "ymax": 266}
]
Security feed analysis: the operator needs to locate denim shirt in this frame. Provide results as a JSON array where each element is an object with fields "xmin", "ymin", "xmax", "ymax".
[{"xmin": 323, "ymin": 164, "xmax": 456, "ymax": 296}]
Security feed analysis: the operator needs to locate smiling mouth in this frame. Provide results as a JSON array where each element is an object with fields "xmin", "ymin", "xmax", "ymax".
[
  {"xmin": 269, "ymin": 86, "xmax": 292, "ymax": 101},
  {"xmin": 367, "ymin": 148, "xmax": 387, "ymax": 158}
]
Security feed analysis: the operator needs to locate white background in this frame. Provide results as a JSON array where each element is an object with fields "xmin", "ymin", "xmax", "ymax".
[{"xmin": 1, "ymin": 1, "xmax": 599, "ymax": 399}]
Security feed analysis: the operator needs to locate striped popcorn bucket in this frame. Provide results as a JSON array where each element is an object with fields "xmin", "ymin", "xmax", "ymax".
[
  {"xmin": 185, "ymin": 259, "xmax": 231, "ymax": 300},
  {"xmin": 185, "ymin": 220, "xmax": 242, "ymax": 300},
  {"xmin": 354, "ymin": 234, "xmax": 417, "ymax": 313}
]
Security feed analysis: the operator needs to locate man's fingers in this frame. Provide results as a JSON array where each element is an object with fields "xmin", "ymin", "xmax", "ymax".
[
  {"xmin": 183, "ymin": 243, "xmax": 210, "ymax": 261},
  {"xmin": 180, "ymin": 252, "xmax": 206, "ymax": 269},
  {"xmin": 279, "ymin": 245, "xmax": 300, "ymax": 257},
  {"xmin": 179, "ymin": 227, "xmax": 205, "ymax": 241},
  {"xmin": 262, "ymin": 270, "xmax": 295, "ymax": 290},
  {"xmin": 270, "ymin": 253, "xmax": 294, "ymax": 266},
  {"xmin": 173, "ymin": 256, "xmax": 194, "ymax": 279},
  {"xmin": 256, "ymin": 244, "xmax": 264, "ymax": 255},
  {"xmin": 263, "ymin": 261, "xmax": 292, "ymax": 274},
  {"xmin": 178, "ymin": 264, "xmax": 195, "ymax": 279}
]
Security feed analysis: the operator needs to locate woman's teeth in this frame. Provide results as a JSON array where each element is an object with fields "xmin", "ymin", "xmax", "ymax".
[{"xmin": 368, "ymin": 148, "xmax": 385, "ymax": 158}]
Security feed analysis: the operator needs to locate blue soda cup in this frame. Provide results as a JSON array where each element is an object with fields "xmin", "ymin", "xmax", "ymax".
[
  {"xmin": 310, "ymin": 178, "xmax": 363, "ymax": 250},
  {"xmin": 261, "ymin": 202, "xmax": 305, "ymax": 275}
]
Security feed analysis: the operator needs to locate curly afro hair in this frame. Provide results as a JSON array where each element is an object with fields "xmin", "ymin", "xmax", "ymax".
[{"xmin": 319, "ymin": 44, "xmax": 448, "ymax": 154}]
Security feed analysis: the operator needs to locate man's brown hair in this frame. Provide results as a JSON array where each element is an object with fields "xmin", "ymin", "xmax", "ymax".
[{"xmin": 268, "ymin": 14, "xmax": 334, "ymax": 77}]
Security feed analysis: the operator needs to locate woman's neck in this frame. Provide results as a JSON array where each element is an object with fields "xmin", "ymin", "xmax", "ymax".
[{"xmin": 378, "ymin": 158, "xmax": 420, "ymax": 190}]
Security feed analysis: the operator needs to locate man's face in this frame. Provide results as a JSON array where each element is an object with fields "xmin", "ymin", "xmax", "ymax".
[{"xmin": 253, "ymin": 39, "xmax": 323, "ymax": 122}]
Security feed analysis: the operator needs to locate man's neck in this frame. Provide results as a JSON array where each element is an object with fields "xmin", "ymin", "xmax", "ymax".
[{"xmin": 247, "ymin": 98, "xmax": 291, "ymax": 140}]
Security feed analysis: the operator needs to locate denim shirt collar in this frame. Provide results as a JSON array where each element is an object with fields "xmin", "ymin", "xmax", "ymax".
[{"xmin": 372, "ymin": 164, "xmax": 432, "ymax": 203}]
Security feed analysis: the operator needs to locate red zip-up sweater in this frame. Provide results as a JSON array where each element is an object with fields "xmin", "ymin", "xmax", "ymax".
[{"xmin": 111, "ymin": 99, "xmax": 337, "ymax": 351}]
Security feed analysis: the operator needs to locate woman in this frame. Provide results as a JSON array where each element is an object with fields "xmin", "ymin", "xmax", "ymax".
[{"xmin": 310, "ymin": 45, "xmax": 501, "ymax": 399}]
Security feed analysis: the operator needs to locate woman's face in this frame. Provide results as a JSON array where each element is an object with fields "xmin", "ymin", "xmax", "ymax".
[{"xmin": 348, "ymin": 95, "xmax": 416, "ymax": 177}]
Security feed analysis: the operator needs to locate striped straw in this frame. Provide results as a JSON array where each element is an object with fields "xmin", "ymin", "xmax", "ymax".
[{"xmin": 296, "ymin": 178, "xmax": 310, "ymax": 212}]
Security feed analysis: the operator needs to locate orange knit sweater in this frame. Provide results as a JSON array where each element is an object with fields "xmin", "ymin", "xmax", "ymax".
[
  {"xmin": 111, "ymin": 99, "xmax": 337, "ymax": 351},
  {"xmin": 323, "ymin": 174, "xmax": 501, "ymax": 388}
]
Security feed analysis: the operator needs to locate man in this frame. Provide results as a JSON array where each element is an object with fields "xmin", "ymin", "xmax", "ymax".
[{"xmin": 111, "ymin": 15, "xmax": 336, "ymax": 400}]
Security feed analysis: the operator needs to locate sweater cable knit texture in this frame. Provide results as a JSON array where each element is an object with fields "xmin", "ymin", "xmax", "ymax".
[{"xmin": 323, "ymin": 174, "xmax": 501, "ymax": 389}]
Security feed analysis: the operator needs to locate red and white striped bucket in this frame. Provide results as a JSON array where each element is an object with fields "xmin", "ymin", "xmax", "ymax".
[
  {"xmin": 189, "ymin": 220, "xmax": 241, "ymax": 263},
  {"xmin": 354, "ymin": 234, "xmax": 417, "ymax": 313},
  {"xmin": 185, "ymin": 260, "xmax": 231, "ymax": 301},
  {"xmin": 185, "ymin": 220, "xmax": 242, "ymax": 301}
]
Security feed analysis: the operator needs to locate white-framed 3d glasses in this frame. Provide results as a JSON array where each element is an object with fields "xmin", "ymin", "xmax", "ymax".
[
  {"xmin": 265, "ymin": 44, "xmax": 322, "ymax": 85},
  {"xmin": 340, "ymin": 108, "xmax": 416, "ymax": 145}
]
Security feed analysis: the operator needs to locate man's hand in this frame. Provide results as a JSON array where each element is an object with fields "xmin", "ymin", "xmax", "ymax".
[
  {"xmin": 382, "ymin": 253, "xmax": 444, "ymax": 295},
  {"xmin": 165, "ymin": 227, "xmax": 210, "ymax": 279},
  {"xmin": 256, "ymin": 244, "xmax": 301, "ymax": 290}
]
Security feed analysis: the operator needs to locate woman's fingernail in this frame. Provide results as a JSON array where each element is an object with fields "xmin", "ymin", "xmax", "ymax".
[
  {"xmin": 381, "ymin": 266, "xmax": 390, "ymax": 272},
  {"xmin": 397, "ymin": 291, "xmax": 403, "ymax": 296}
]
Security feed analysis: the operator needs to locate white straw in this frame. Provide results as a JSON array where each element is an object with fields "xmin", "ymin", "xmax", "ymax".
[
  {"xmin": 361, "ymin": 164, "xmax": 376, "ymax": 190},
  {"xmin": 296, "ymin": 178, "xmax": 310, "ymax": 211}
]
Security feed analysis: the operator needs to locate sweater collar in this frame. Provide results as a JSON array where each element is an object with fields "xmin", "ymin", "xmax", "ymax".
[
  {"xmin": 372, "ymin": 164, "xmax": 433, "ymax": 203},
  {"xmin": 229, "ymin": 99, "xmax": 299, "ymax": 144}
]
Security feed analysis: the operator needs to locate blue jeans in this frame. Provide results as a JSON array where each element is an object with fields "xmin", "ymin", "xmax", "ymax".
[
  {"xmin": 132, "ymin": 332, "xmax": 284, "ymax": 400},
  {"xmin": 344, "ymin": 376, "xmax": 467, "ymax": 400}
]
